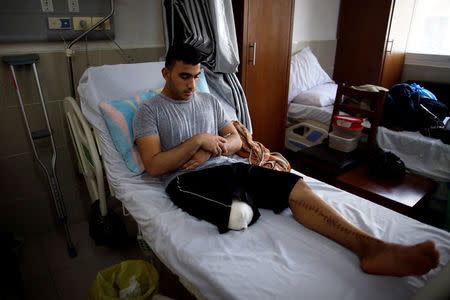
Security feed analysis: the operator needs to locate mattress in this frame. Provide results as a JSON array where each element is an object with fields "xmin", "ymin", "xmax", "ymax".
[
  {"xmin": 78, "ymin": 62, "xmax": 450, "ymax": 300},
  {"xmin": 287, "ymin": 102, "xmax": 450, "ymax": 181},
  {"xmin": 287, "ymin": 102, "xmax": 333, "ymax": 126}
]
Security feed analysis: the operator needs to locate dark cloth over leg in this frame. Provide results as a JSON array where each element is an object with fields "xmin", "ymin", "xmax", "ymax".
[{"xmin": 166, "ymin": 163, "xmax": 301, "ymax": 233}]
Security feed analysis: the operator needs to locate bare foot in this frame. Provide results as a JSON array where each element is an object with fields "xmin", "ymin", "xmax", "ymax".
[{"xmin": 360, "ymin": 240, "xmax": 440, "ymax": 276}]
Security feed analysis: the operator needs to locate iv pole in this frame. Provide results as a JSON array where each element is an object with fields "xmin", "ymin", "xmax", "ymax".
[{"xmin": 66, "ymin": 0, "xmax": 115, "ymax": 98}]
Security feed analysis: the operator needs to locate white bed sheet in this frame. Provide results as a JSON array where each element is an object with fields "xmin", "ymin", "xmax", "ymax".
[
  {"xmin": 94, "ymin": 126, "xmax": 450, "ymax": 300},
  {"xmin": 79, "ymin": 62, "xmax": 450, "ymax": 300},
  {"xmin": 377, "ymin": 127, "xmax": 450, "ymax": 182},
  {"xmin": 97, "ymin": 126, "xmax": 450, "ymax": 300},
  {"xmin": 287, "ymin": 103, "xmax": 450, "ymax": 181}
]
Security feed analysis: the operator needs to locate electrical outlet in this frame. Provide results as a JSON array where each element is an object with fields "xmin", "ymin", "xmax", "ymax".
[
  {"xmin": 68, "ymin": 0, "xmax": 79, "ymax": 12},
  {"xmin": 73, "ymin": 17, "xmax": 92, "ymax": 31},
  {"xmin": 92, "ymin": 17, "xmax": 111, "ymax": 30},
  {"xmin": 41, "ymin": 0, "xmax": 54, "ymax": 12},
  {"xmin": 48, "ymin": 17, "xmax": 71, "ymax": 30}
]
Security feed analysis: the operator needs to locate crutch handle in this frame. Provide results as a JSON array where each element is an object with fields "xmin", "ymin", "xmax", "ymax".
[
  {"xmin": 31, "ymin": 128, "xmax": 55, "ymax": 140},
  {"xmin": 2, "ymin": 54, "xmax": 39, "ymax": 66}
]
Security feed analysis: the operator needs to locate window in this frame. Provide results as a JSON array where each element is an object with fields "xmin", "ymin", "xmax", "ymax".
[{"xmin": 406, "ymin": 0, "xmax": 450, "ymax": 55}]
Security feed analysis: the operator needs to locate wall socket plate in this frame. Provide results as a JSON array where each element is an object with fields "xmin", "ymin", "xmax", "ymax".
[
  {"xmin": 73, "ymin": 17, "xmax": 92, "ymax": 31},
  {"xmin": 41, "ymin": 0, "xmax": 54, "ymax": 12},
  {"xmin": 92, "ymin": 17, "xmax": 111, "ymax": 30},
  {"xmin": 68, "ymin": 0, "xmax": 79, "ymax": 12}
]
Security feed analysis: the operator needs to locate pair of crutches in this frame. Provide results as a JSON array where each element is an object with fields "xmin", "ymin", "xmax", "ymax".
[{"xmin": 2, "ymin": 54, "xmax": 77, "ymax": 258}]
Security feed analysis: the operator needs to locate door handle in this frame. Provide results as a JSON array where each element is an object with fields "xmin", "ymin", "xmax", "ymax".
[
  {"xmin": 386, "ymin": 40, "xmax": 394, "ymax": 54},
  {"xmin": 249, "ymin": 42, "xmax": 256, "ymax": 65}
]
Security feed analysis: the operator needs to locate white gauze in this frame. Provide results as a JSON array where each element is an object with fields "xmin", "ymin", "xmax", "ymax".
[{"xmin": 228, "ymin": 197, "xmax": 253, "ymax": 230}]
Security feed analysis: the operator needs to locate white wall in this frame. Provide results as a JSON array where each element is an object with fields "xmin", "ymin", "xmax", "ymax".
[
  {"xmin": 292, "ymin": 0, "xmax": 340, "ymax": 42},
  {"xmin": 114, "ymin": 0, "xmax": 165, "ymax": 47},
  {"xmin": 291, "ymin": 0, "xmax": 340, "ymax": 76}
]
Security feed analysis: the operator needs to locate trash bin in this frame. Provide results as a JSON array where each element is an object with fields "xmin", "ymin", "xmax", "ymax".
[{"xmin": 88, "ymin": 259, "xmax": 159, "ymax": 300}]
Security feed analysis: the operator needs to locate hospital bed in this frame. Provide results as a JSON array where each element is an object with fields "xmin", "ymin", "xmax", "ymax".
[{"xmin": 64, "ymin": 61, "xmax": 450, "ymax": 300}]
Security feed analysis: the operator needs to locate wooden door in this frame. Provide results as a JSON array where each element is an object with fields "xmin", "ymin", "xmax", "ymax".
[
  {"xmin": 242, "ymin": 0, "xmax": 294, "ymax": 152},
  {"xmin": 380, "ymin": 0, "xmax": 415, "ymax": 89},
  {"xmin": 333, "ymin": 0, "xmax": 392, "ymax": 85}
]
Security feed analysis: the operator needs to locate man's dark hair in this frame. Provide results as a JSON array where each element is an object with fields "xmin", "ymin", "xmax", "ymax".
[{"xmin": 165, "ymin": 43, "xmax": 206, "ymax": 69}]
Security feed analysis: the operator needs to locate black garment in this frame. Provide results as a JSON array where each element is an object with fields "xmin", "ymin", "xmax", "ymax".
[
  {"xmin": 165, "ymin": 162, "xmax": 301, "ymax": 233},
  {"xmin": 381, "ymin": 83, "xmax": 449, "ymax": 131}
]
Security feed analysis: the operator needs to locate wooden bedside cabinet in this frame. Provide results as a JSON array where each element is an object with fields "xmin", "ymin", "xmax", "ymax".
[
  {"xmin": 335, "ymin": 163, "xmax": 437, "ymax": 217},
  {"xmin": 296, "ymin": 142, "xmax": 363, "ymax": 185}
]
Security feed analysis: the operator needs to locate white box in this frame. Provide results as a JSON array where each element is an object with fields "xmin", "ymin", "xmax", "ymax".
[
  {"xmin": 332, "ymin": 124, "xmax": 363, "ymax": 139},
  {"xmin": 285, "ymin": 121, "xmax": 328, "ymax": 152},
  {"xmin": 328, "ymin": 131, "xmax": 359, "ymax": 152}
]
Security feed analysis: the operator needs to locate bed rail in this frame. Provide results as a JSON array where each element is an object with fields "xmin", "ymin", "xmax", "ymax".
[
  {"xmin": 63, "ymin": 97, "xmax": 204, "ymax": 298},
  {"xmin": 63, "ymin": 96, "xmax": 108, "ymax": 216}
]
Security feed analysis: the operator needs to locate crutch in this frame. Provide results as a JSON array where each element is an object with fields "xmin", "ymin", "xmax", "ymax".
[{"xmin": 2, "ymin": 54, "xmax": 77, "ymax": 258}]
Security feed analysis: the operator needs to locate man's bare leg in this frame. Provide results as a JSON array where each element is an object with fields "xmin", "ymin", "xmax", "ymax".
[{"xmin": 288, "ymin": 179, "xmax": 440, "ymax": 276}]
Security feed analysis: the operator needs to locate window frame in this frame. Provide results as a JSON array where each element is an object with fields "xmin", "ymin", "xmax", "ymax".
[{"xmin": 404, "ymin": 52, "xmax": 450, "ymax": 68}]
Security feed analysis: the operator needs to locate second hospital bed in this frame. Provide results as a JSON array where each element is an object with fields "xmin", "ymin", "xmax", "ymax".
[
  {"xmin": 65, "ymin": 61, "xmax": 450, "ymax": 300},
  {"xmin": 286, "ymin": 48, "xmax": 450, "ymax": 183},
  {"xmin": 286, "ymin": 97, "xmax": 450, "ymax": 183}
]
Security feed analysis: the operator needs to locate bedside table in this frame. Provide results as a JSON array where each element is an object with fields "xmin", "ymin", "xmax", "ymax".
[
  {"xmin": 296, "ymin": 144, "xmax": 437, "ymax": 217},
  {"xmin": 335, "ymin": 163, "xmax": 437, "ymax": 217},
  {"xmin": 296, "ymin": 142, "xmax": 363, "ymax": 185}
]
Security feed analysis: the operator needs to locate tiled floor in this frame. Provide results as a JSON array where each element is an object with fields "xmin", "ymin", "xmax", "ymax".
[{"xmin": 14, "ymin": 220, "xmax": 196, "ymax": 300}]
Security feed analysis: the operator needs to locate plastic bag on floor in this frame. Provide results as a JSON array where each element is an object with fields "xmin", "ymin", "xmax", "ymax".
[{"xmin": 88, "ymin": 259, "xmax": 158, "ymax": 300}]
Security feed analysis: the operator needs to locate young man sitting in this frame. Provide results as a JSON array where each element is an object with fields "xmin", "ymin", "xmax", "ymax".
[{"xmin": 133, "ymin": 43, "xmax": 439, "ymax": 277}]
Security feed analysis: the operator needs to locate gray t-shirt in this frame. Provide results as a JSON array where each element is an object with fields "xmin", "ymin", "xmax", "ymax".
[{"xmin": 133, "ymin": 92, "xmax": 234, "ymax": 185}]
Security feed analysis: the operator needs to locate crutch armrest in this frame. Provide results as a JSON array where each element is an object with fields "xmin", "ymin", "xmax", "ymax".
[{"xmin": 2, "ymin": 54, "xmax": 39, "ymax": 66}]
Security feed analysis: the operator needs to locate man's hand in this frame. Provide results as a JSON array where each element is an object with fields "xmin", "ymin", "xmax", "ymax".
[
  {"xmin": 198, "ymin": 133, "xmax": 227, "ymax": 156},
  {"xmin": 218, "ymin": 122, "xmax": 242, "ymax": 156},
  {"xmin": 181, "ymin": 149, "xmax": 212, "ymax": 170},
  {"xmin": 219, "ymin": 138, "xmax": 233, "ymax": 156}
]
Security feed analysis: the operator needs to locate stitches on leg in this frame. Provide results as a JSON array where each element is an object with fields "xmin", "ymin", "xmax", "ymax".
[
  {"xmin": 288, "ymin": 190, "xmax": 440, "ymax": 276},
  {"xmin": 291, "ymin": 199, "xmax": 378, "ymax": 243}
]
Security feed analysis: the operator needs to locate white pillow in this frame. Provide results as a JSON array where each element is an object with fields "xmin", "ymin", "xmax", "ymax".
[
  {"xmin": 288, "ymin": 47, "xmax": 333, "ymax": 103},
  {"xmin": 292, "ymin": 83, "xmax": 338, "ymax": 107}
]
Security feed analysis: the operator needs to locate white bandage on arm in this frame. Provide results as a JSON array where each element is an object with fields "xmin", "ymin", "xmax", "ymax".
[{"xmin": 228, "ymin": 198, "xmax": 253, "ymax": 231}]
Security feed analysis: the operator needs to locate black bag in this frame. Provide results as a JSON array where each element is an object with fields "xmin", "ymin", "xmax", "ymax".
[
  {"xmin": 368, "ymin": 148, "xmax": 406, "ymax": 180},
  {"xmin": 420, "ymin": 126, "xmax": 450, "ymax": 144},
  {"xmin": 381, "ymin": 83, "xmax": 449, "ymax": 131},
  {"xmin": 89, "ymin": 200, "xmax": 128, "ymax": 248}
]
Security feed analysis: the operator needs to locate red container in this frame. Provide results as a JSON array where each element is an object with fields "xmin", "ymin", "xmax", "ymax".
[{"xmin": 333, "ymin": 115, "xmax": 363, "ymax": 129}]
